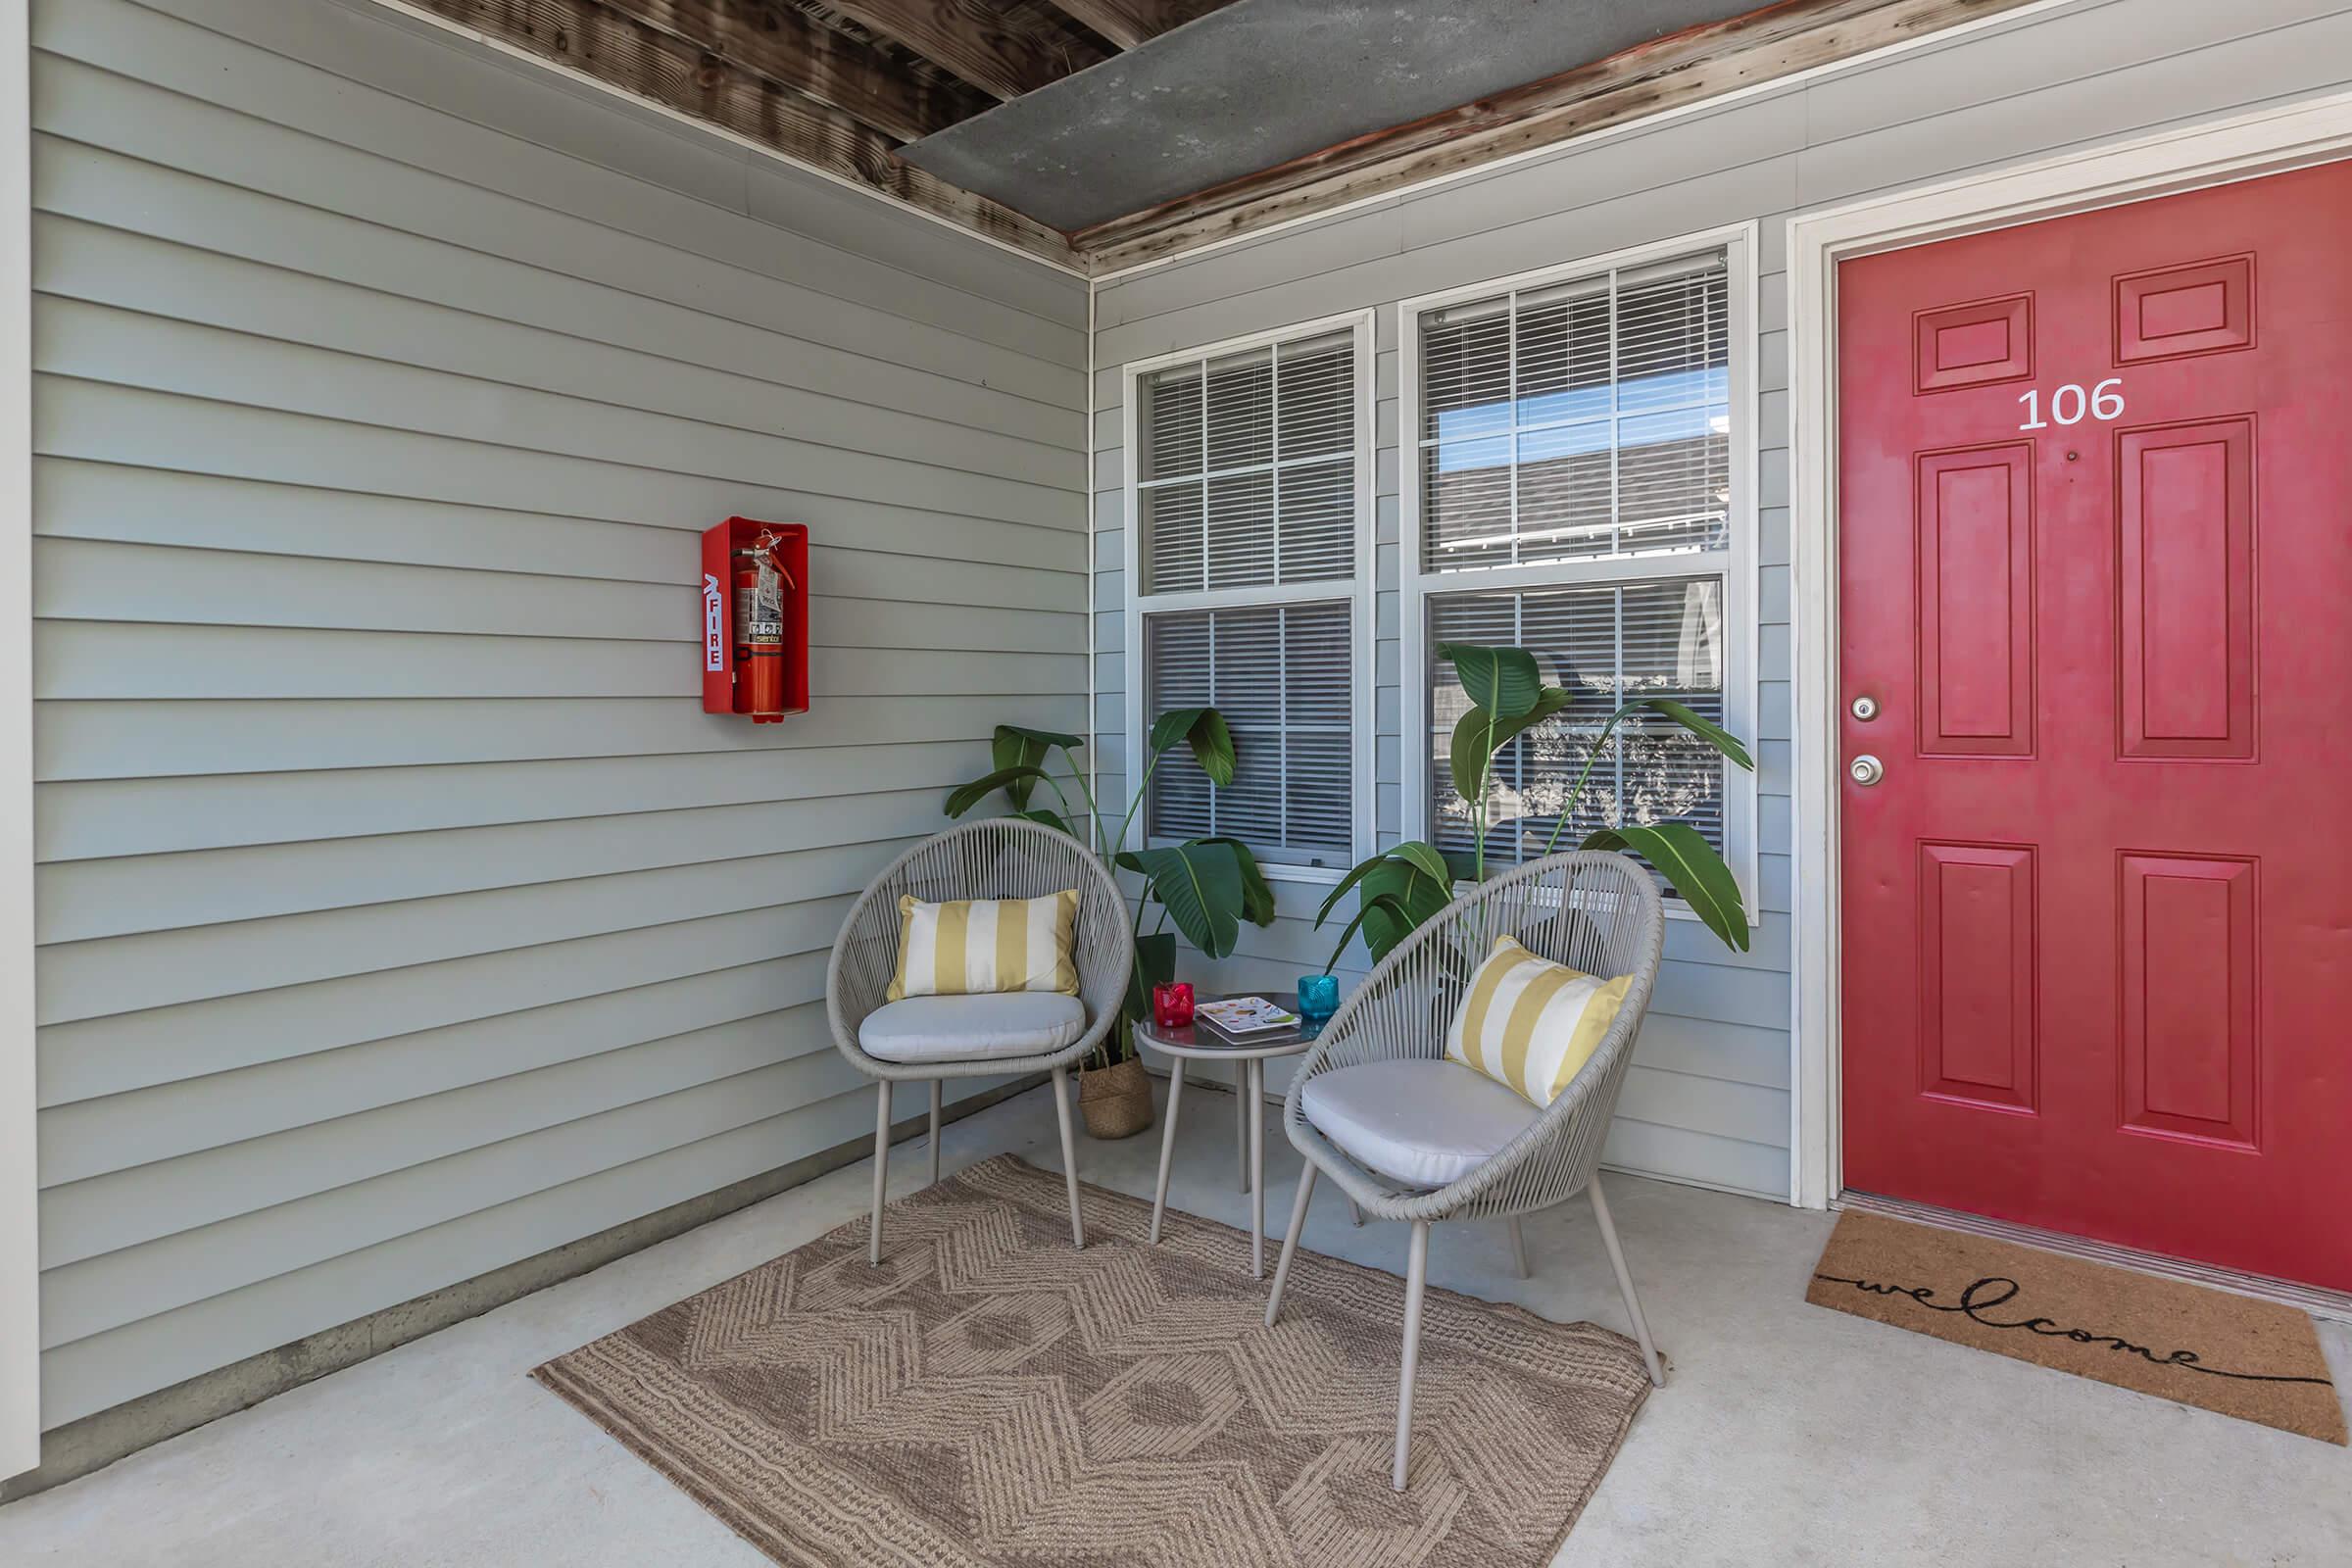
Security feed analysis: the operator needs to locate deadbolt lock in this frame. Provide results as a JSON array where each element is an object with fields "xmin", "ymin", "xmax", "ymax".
[{"xmin": 1849, "ymin": 695, "xmax": 1880, "ymax": 722}]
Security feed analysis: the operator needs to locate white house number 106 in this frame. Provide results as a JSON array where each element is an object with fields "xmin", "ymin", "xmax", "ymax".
[{"xmin": 2017, "ymin": 377, "xmax": 2125, "ymax": 430}]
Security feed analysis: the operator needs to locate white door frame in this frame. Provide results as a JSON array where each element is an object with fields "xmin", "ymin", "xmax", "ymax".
[
  {"xmin": 1787, "ymin": 86, "xmax": 2352, "ymax": 1210},
  {"xmin": 2, "ymin": 0, "xmax": 36, "ymax": 1478}
]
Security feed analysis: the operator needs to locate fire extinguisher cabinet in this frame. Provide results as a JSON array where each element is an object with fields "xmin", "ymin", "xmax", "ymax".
[{"xmin": 701, "ymin": 517, "xmax": 809, "ymax": 721}]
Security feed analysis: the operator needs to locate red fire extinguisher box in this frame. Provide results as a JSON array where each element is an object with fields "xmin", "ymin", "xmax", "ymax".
[{"xmin": 701, "ymin": 517, "xmax": 808, "ymax": 722}]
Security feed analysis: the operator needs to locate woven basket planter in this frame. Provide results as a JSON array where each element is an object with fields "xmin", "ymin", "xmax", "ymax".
[{"xmin": 1078, "ymin": 1055, "xmax": 1154, "ymax": 1140}]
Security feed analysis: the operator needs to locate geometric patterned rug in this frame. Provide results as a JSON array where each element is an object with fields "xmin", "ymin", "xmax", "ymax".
[{"xmin": 535, "ymin": 1153, "xmax": 1653, "ymax": 1566}]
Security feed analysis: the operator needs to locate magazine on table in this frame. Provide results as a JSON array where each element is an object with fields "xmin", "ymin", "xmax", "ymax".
[{"xmin": 1193, "ymin": 996, "xmax": 1299, "ymax": 1040}]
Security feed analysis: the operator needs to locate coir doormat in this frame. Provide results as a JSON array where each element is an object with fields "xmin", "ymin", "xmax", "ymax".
[
  {"xmin": 535, "ymin": 1153, "xmax": 1655, "ymax": 1566},
  {"xmin": 1807, "ymin": 1209, "xmax": 2345, "ymax": 1443}
]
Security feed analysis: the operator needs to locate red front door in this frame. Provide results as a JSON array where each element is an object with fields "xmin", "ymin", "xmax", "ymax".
[{"xmin": 1838, "ymin": 161, "xmax": 2352, "ymax": 1291}]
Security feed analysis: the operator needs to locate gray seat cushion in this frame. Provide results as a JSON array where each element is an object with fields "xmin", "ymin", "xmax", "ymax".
[
  {"xmin": 1300, "ymin": 1057, "xmax": 1542, "ymax": 1189},
  {"xmin": 858, "ymin": 993, "xmax": 1087, "ymax": 1064}
]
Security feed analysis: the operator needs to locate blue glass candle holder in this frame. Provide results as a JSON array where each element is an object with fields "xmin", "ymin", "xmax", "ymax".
[{"xmin": 1297, "ymin": 972, "xmax": 1340, "ymax": 1024}]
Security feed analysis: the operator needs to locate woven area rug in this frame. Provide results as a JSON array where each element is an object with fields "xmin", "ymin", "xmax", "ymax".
[
  {"xmin": 536, "ymin": 1152, "xmax": 1653, "ymax": 1566},
  {"xmin": 1808, "ymin": 1210, "xmax": 2346, "ymax": 1444}
]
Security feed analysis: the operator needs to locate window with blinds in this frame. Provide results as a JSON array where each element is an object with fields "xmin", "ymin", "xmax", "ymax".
[
  {"xmin": 1419, "ymin": 251, "xmax": 1729, "ymax": 571},
  {"xmin": 1428, "ymin": 579, "xmax": 1728, "ymax": 864},
  {"xmin": 1140, "ymin": 330, "xmax": 1356, "ymax": 593},
  {"xmin": 1130, "ymin": 319, "xmax": 1364, "ymax": 869},
  {"xmin": 1145, "ymin": 603, "xmax": 1352, "ymax": 865}
]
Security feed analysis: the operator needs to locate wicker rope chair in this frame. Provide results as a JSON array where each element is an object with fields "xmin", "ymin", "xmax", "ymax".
[
  {"xmin": 1263, "ymin": 850, "xmax": 1669, "ymax": 1490},
  {"xmin": 826, "ymin": 819, "xmax": 1132, "ymax": 1264}
]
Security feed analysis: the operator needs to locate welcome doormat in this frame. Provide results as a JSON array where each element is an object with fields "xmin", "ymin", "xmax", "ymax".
[
  {"xmin": 1807, "ymin": 1209, "xmax": 2345, "ymax": 1443},
  {"xmin": 534, "ymin": 1153, "xmax": 1654, "ymax": 1566}
]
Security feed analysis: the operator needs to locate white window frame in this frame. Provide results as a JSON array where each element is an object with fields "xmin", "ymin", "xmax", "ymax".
[
  {"xmin": 1397, "ymin": 223, "xmax": 1761, "ymax": 924},
  {"xmin": 1119, "ymin": 310, "xmax": 1378, "ymax": 882}
]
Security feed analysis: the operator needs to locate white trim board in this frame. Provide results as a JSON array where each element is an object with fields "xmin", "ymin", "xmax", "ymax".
[
  {"xmin": 1785, "ymin": 85, "xmax": 2352, "ymax": 1211},
  {"xmin": 1117, "ymin": 310, "xmax": 1380, "ymax": 880},
  {"xmin": 2, "ymin": 0, "xmax": 37, "ymax": 1479}
]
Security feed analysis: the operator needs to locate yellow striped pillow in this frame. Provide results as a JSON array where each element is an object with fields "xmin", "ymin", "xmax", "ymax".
[
  {"xmin": 886, "ymin": 890, "xmax": 1079, "ymax": 1001},
  {"xmin": 1444, "ymin": 935, "xmax": 1634, "ymax": 1107}
]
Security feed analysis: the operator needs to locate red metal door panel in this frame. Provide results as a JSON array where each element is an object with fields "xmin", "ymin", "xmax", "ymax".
[{"xmin": 1838, "ymin": 161, "xmax": 2352, "ymax": 1291}]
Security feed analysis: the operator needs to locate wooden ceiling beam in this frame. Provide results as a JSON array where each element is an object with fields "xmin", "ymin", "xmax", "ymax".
[
  {"xmin": 1034, "ymin": 0, "xmax": 1232, "ymax": 52},
  {"xmin": 820, "ymin": 0, "xmax": 1110, "ymax": 101},
  {"xmin": 611, "ymin": 0, "xmax": 990, "ymax": 143},
  {"xmin": 407, "ymin": 0, "xmax": 1075, "ymax": 265},
  {"xmin": 1075, "ymin": 0, "xmax": 2047, "ymax": 270}
]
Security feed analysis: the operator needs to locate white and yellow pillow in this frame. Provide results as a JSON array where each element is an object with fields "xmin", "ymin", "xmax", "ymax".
[
  {"xmin": 887, "ymin": 890, "xmax": 1079, "ymax": 1001},
  {"xmin": 1444, "ymin": 935, "xmax": 1633, "ymax": 1107}
]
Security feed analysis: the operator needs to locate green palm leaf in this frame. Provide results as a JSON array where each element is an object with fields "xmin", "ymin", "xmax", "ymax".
[
  {"xmin": 946, "ymin": 764, "xmax": 1058, "ymax": 819},
  {"xmin": 1642, "ymin": 698, "xmax": 1754, "ymax": 772},
  {"xmin": 1438, "ymin": 642, "xmax": 1544, "ymax": 718},
  {"xmin": 1583, "ymin": 822, "xmax": 1751, "ymax": 953},
  {"xmin": 1131, "ymin": 841, "xmax": 1245, "ymax": 959}
]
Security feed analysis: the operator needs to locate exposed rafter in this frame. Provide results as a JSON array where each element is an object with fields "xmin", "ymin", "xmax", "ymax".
[
  {"xmin": 621, "ymin": 0, "xmax": 992, "ymax": 142},
  {"xmin": 1035, "ymin": 0, "xmax": 1231, "ymax": 51},
  {"xmin": 405, "ymin": 0, "xmax": 1075, "ymax": 264},
  {"xmin": 820, "ymin": 0, "xmax": 1112, "ymax": 100},
  {"xmin": 1075, "ymin": 0, "xmax": 2046, "ymax": 269}
]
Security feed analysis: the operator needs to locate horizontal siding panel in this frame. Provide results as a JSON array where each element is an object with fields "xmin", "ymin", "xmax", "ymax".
[
  {"xmin": 37, "ymin": 896, "xmax": 862, "ymax": 1103},
  {"xmin": 33, "ymin": 691, "xmax": 1084, "ymax": 779},
  {"xmin": 37, "ymin": 788, "xmax": 937, "ymax": 946},
  {"xmin": 38, "ymin": 1054, "xmax": 878, "ymax": 1346},
  {"xmin": 36, "ymin": 837, "xmax": 903, "ymax": 1020},
  {"xmin": 36, "ymin": 1, "xmax": 1085, "ymax": 371},
  {"xmin": 36, "ymin": 379, "xmax": 1085, "ymax": 564},
  {"xmin": 30, "ymin": 621, "xmax": 1081, "ymax": 701},
  {"xmin": 34, "ymin": 741, "xmax": 981, "ymax": 860},
  {"xmin": 36, "ymin": 954, "xmax": 822, "ymax": 1185},
  {"xmin": 1600, "ymin": 1116, "xmax": 1786, "ymax": 1200},
  {"xmin": 33, "ymin": 302, "xmax": 1080, "ymax": 527},
  {"xmin": 40, "ymin": 1004, "xmax": 843, "ymax": 1268},
  {"xmin": 36, "ymin": 1079, "xmax": 998, "ymax": 1426},
  {"xmin": 25, "ymin": 0, "xmax": 1087, "ymax": 1425}
]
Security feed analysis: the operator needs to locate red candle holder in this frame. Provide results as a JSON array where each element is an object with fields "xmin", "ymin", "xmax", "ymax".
[{"xmin": 1152, "ymin": 982, "xmax": 1196, "ymax": 1029}]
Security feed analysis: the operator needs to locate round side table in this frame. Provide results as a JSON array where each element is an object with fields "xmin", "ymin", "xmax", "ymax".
[{"xmin": 1133, "ymin": 996, "xmax": 1318, "ymax": 1279}]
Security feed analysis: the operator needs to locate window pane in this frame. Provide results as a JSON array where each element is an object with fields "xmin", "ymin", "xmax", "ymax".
[
  {"xmin": 1420, "ymin": 250, "xmax": 1729, "ymax": 569},
  {"xmin": 1146, "ymin": 601, "xmax": 1353, "ymax": 865},
  {"xmin": 1428, "ymin": 579, "xmax": 1726, "ymax": 870},
  {"xmin": 1142, "ymin": 479, "xmax": 1204, "ymax": 595},
  {"xmin": 1137, "ymin": 329, "xmax": 1359, "ymax": 594}
]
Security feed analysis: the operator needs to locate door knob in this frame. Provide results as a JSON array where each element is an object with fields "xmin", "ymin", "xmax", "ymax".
[{"xmin": 1848, "ymin": 755, "xmax": 1885, "ymax": 787}]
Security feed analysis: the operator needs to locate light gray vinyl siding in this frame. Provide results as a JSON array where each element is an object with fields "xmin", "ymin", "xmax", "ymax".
[
  {"xmin": 28, "ymin": 0, "xmax": 1087, "ymax": 1426},
  {"xmin": 1091, "ymin": 0, "xmax": 2352, "ymax": 1201}
]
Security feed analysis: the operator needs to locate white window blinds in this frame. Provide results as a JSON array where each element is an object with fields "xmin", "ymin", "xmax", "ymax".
[
  {"xmin": 1140, "ymin": 330, "xmax": 1356, "ymax": 593},
  {"xmin": 1420, "ymin": 251, "xmax": 1729, "ymax": 570},
  {"xmin": 1145, "ymin": 602, "xmax": 1353, "ymax": 865},
  {"xmin": 1428, "ymin": 579, "xmax": 1728, "ymax": 864}
]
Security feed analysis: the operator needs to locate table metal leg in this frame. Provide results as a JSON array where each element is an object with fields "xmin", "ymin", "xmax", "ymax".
[
  {"xmin": 1235, "ymin": 1072, "xmax": 1250, "ymax": 1192},
  {"xmin": 1149, "ymin": 1059, "xmax": 1185, "ymax": 1245},
  {"xmin": 1249, "ymin": 1059, "xmax": 1266, "ymax": 1278}
]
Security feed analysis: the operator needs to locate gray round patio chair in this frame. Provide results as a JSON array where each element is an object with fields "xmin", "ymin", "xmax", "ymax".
[
  {"xmin": 1262, "ymin": 849, "xmax": 1669, "ymax": 1491},
  {"xmin": 826, "ymin": 818, "xmax": 1132, "ymax": 1265}
]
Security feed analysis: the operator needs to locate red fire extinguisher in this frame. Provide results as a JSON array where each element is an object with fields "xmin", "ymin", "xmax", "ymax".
[{"xmin": 731, "ymin": 529, "xmax": 797, "ymax": 723}]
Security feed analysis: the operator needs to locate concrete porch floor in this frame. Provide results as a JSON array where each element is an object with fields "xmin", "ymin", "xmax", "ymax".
[{"xmin": 3, "ymin": 1080, "xmax": 2347, "ymax": 1566}]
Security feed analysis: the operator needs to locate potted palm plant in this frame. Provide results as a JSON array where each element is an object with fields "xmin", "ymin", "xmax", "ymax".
[
  {"xmin": 1317, "ymin": 640, "xmax": 1755, "ymax": 971},
  {"xmin": 943, "ymin": 709, "xmax": 1275, "ymax": 1138}
]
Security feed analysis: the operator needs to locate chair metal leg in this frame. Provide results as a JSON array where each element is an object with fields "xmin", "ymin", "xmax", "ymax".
[
  {"xmin": 1248, "ymin": 1059, "xmax": 1266, "ymax": 1278},
  {"xmin": 1348, "ymin": 1200, "xmax": 1364, "ymax": 1228},
  {"xmin": 1235, "ymin": 1072, "xmax": 1250, "ymax": 1192},
  {"xmin": 1150, "ymin": 1059, "xmax": 1186, "ymax": 1245},
  {"xmin": 1589, "ymin": 1173, "xmax": 1662, "ymax": 1387},
  {"xmin": 868, "ymin": 1080, "xmax": 891, "ymax": 1266},
  {"xmin": 1507, "ymin": 1215, "xmax": 1531, "ymax": 1279},
  {"xmin": 1263, "ymin": 1162, "xmax": 1317, "ymax": 1327},
  {"xmin": 1393, "ymin": 1219, "xmax": 1431, "ymax": 1492},
  {"xmin": 926, "ymin": 1079, "xmax": 942, "ymax": 1188},
  {"xmin": 1052, "ymin": 1066, "xmax": 1085, "ymax": 1249}
]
